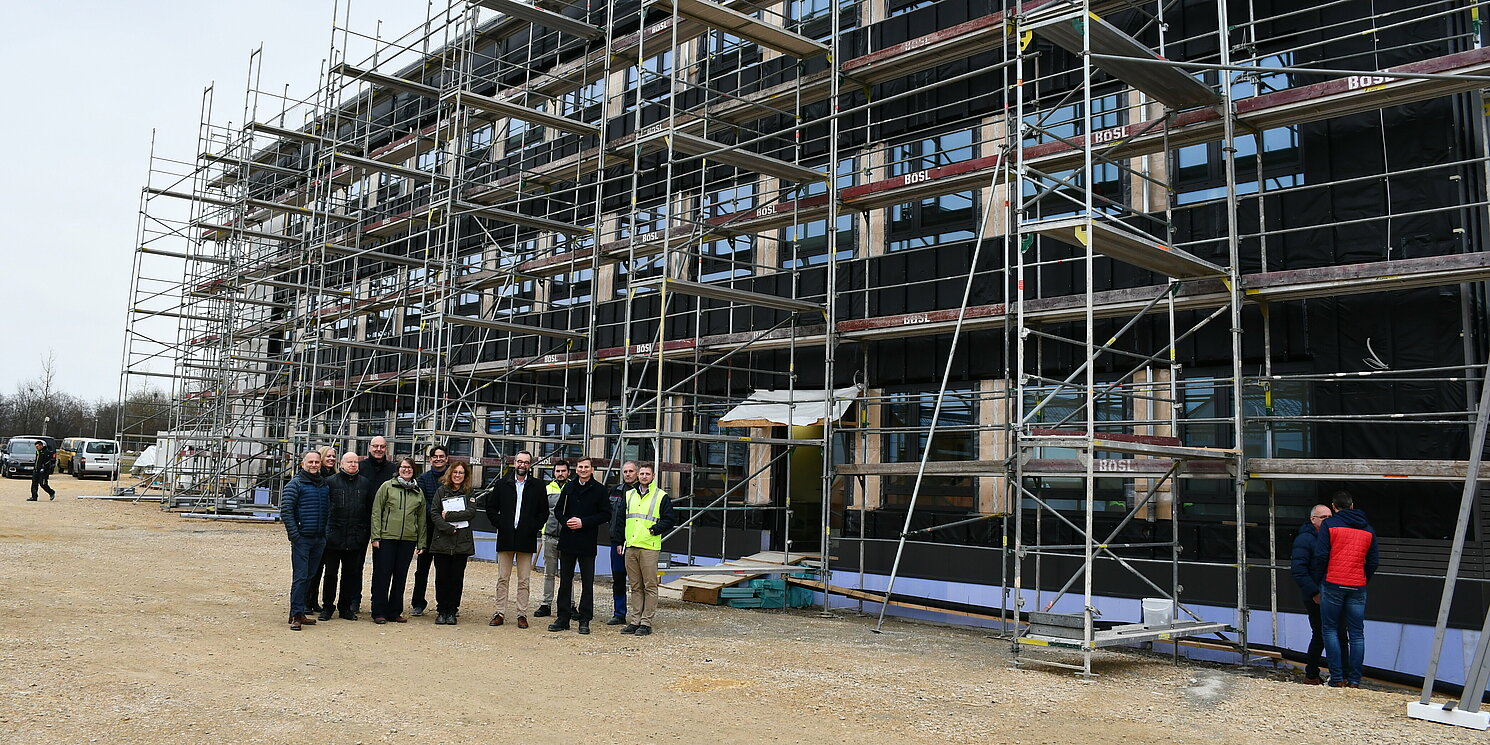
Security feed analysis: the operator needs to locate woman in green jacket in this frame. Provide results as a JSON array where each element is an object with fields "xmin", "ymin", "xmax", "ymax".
[
  {"xmin": 370, "ymin": 457, "xmax": 426, "ymax": 624},
  {"xmin": 429, "ymin": 460, "xmax": 477, "ymax": 625}
]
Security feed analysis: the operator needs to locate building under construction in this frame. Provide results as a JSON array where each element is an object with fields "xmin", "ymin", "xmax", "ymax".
[{"xmin": 123, "ymin": 0, "xmax": 1490, "ymax": 690}]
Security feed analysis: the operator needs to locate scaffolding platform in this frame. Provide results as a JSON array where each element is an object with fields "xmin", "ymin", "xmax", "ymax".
[
  {"xmin": 1032, "ymin": 11, "xmax": 1220, "ymax": 110},
  {"xmin": 1020, "ymin": 619, "xmax": 1232, "ymax": 650},
  {"xmin": 640, "ymin": 130, "xmax": 826, "ymax": 183},
  {"xmin": 435, "ymin": 313, "xmax": 585, "ymax": 340},
  {"xmin": 1027, "ymin": 217, "xmax": 1225, "ymax": 278},
  {"xmin": 642, "ymin": 277, "xmax": 824, "ymax": 314},
  {"xmin": 650, "ymin": 0, "xmax": 828, "ymax": 58},
  {"xmin": 471, "ymin": 0, "xmax": 602, "ymax": 38},
  {"xmin": 454, "ymin": 201, "xmax": 592, "ymax": 236},
  {"xmin": 329, "ymin": 62, "xmax": 441, "ymax": 98},
  {"xmin": 445, "ymin": 89, "xmax": 599, "ymax": 136}
]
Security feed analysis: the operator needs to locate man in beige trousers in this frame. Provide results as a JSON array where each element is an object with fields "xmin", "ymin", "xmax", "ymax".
[
  {"xmin": 612, "ymin": 464, "xmax": 678, "ymax": 636},
  {"xmin": 484, "ymin": 451, "xmax": 550, "ymax": 629}
]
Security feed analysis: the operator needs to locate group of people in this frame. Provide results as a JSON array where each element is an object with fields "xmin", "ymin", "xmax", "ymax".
[
  {"xmin": 1290, "ymin": 490, "xmax": 1379, "ymax": 687},
  {"xmin": 280, "ymin": 436, "xmax": 679, "ymax": 637}
]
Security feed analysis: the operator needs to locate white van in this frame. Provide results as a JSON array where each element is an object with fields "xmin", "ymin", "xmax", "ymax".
[{"xmin": 68, "ymin": 438, "xmax": 120, "ymax": 479}]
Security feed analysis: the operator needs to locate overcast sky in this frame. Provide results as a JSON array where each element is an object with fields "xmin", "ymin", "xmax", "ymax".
[{"xmin": 0, "ymin": 1, "xmax": 433, "ymax": 404}]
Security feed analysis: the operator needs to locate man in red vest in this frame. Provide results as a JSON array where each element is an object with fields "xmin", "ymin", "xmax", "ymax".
[{"xmin": 1311, "ymin": 490, "xmax": 1379, "ymax": 688}]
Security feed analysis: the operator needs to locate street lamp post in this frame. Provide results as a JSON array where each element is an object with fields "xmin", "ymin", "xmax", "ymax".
[{"xmin": 42, "ymin": 416, "xmax": 50, "ymax": 436}]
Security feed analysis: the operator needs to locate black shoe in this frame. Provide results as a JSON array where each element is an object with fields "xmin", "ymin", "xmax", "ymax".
[
  {"xmin": 606, "ymin": 615, "xmax": 626, "ymax": 626},
  {"xmin": 635, "ymin": 625, "xmax": 652, "ymax": 636},
  {"xmin": 26, "ymin": 497, "xmax": 37, "ymax": 501},
  {"xmin": 449, "ymin": 613, "xmax": 458, "ymax": 625},
  {"xmin": 307, "ymin": 603, "xmax": 321, "ymax": 614},
  {"xmin": 578, "ymin": 622, "xmax": 590, "ymax": 635},
  {"xmin": 435, "ymin": 614, "xmax": 448, "ymax": 625},
  {"xmin": 621, "ymin": 624, "xmax": 640, "ymax": 635},
  {"xmin": 339, "ymin": 611, "xmax": 358, "ymax": 621},
  {"xmin": 48, "ymin": 493, "xmax": 55, "ymax": 501},
  {"xmin": 410, "ymin": 605, "xmax": 426, "ymax": 617},
  {"xmin": 533, "ymin": 605, "xmax": 551, "ymax": 618},
  {"xmin": 317, "ymin": 609, "xmax": 333, "ymax": 622},
  {"xmin": 548, "ymin": 621, "xmax": 570, "ymax": 632}
]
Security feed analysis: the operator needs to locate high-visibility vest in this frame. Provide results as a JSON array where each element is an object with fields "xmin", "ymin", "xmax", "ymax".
[
  {"xmin": 624, "ymin": 483, "xmax": 668, "ymax": 551},
  {"xmin": 542, "ymin": 479, "xmax": 566, "ymax": 537}
]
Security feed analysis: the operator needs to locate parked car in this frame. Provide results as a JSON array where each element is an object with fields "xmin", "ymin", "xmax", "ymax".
[
  {"xmin": 3, "ymin": 436, "xmax": 57, "ymax": 478},
  {"xmin": 63, "ymin": 438, "xmax": 120, "ymax": 479}
]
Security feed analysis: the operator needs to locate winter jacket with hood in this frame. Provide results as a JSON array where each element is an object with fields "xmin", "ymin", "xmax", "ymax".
[
  {"xmin": 1289, "ymin": 520, "xmax": 1322, "ymax": 600},
  {"xmin": 1312, "ymin": 508, "xmax": 1380, "ymax": 588},
  {"xmin": 325, "ymin": 471, "xmax": 375, "ymax": 551},
  {"xmin": 428, "ymin": 484, "xmax": 477, "ymax": 556},
  {"xmin": 372, "ymin": 477, "xmax": 428, "ymax": 548}
]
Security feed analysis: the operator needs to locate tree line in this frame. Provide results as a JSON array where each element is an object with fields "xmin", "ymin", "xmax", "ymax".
[{"xmin": 0, "ymin": 352, "xmax": 170, "ymax": 449}]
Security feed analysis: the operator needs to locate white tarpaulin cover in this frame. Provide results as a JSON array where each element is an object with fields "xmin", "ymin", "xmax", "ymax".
[
  {"xmin": 132, "ymin": 445, "xmax": 159, "ymax": 472},
  {"xmin": 719, "ymin": 385, "xmax": 862, "ymax": 428}
]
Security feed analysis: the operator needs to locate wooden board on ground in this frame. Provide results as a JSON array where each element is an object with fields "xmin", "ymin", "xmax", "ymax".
[{"xmin": 662, "ymin": 552, "xmax": 820, "ymax": 605}]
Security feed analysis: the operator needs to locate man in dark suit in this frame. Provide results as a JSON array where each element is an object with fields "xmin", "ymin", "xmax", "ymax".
[
  {"xmin": 484, "ymin": 450, "xmax": 549, "ymax": 629},
  {"xmin": 548, "ymin": 456, "xmax": 610, "ymax": 635}
]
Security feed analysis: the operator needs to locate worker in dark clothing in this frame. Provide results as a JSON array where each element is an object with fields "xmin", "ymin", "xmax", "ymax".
[
  {"xmin": 409, "ymin": 444, "xmax": 448, "ymax": 616},
  {"xmin": 1289, "ymin": 503, "xmax": 1348, "ymax": 684},
  {"xmin": 360, "ymin": 436, "xmax": 397, "ymax": 488},
  {"xmin": 548, "ymin": 457, "xmax": 611, "ymax": 635},
  {"xmin": 29, "ymin": 441, "xmax": 56, "ymax": 501},
  {"xmin": 604, "ymin": 461, "xmax": 639, "ymax": 625},
  {"xmin": 1312, "ymin": 490, "xmax": 1380, "ymax": 688},
  {"xmin": 320, "ymin": 452, "xmax": 376, "ymax": 621}
]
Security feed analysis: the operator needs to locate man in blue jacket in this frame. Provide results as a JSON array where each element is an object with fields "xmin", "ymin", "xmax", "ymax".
[
  {"xmin": 282, "ymin": 450, "xmax": 331, "ymax": 631},
  {"xmin": 1289, "ymin": 503, "xmax": 1347, "ymax": 684},
  {"xmin": 1312, "ymin": 491, "xmax": 1380, "ymax": 688}
]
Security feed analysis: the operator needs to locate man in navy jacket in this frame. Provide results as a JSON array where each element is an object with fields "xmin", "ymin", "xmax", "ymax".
[
  {"xmin": 1312, "ymin": 491, "xmax": 1380, "ymax": 688},
  {"xmin": 282, "ymin": 450, "xmax": 331, "ymax": 630},
  {"xmin": 1289, "ymin": 504, "xmax": 1347, "ymax": 684},
  {"xmin": 548, "ymin": 457, "xmax": 610, "ymax": 635}
]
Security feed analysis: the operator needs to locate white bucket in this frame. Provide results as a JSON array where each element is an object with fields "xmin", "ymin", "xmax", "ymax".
[{"xmin": 1142, "ymin": 598, "xmax": 1174, "ymax": 627}]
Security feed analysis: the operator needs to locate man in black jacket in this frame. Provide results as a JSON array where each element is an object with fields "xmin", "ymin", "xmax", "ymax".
[
  {"xmin": 30, "ymin": 441, "xmax": 56, "ymax": 501},
  {"xmin": 1289, "ymin": 503, "xmax": 1347, "ymax": 684},
  {"xmin": 548, "ymin": 457, "xmax": 610, "ymax": 635},
  {"xmin": 484, "ymin": 451, "xmax": 549, "ymax": 629},
  {"xmin": 409, "ymin": 444, "xmax": 449, "ymax": 616},
  {"xmin": 320, "ymin": 452, "xmax": 376, "ymax": 621},
  {"xmin": 360, "ymin": 436, "xmax": 397, "ymax": 488},
  {"xmin": 604, "ymin": 461, "xmax": 639, "ymax": 625}
]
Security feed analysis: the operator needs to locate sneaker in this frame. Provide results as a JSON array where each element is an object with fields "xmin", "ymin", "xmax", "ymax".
[
  {"xmin": 548, "ymin": 621, "xmax": 570, "ymax": 632},
  {"xmin": 317, "ymin": 609, "xmax": 333, "ymax": 622},
  {"xmin": 435, "ymin": 614, "xmax": 448, "ymax": 625},
  {"xmin": 620, "ymin": 624, "xmax": 640, "ymax": 635},
  {"xmin": 449, "ymin": 613, "xmax": 458, "ymax": 625},
  {"xmin": 533, "ymin": 605, "xmax": 551, "ymax": 618},
  {"xmin": 606, "ymin": 615, "xmax": 626, "ymax": 626},
  {"xmin": 489, "ymin": 613, "xmax": 505, "ymax": 627},
  {"xmin": 410, "ymin": 606, "xmax": 426, "ymax": 617},
  {"xmin": 634, "ymin": 625, "xmax": 652, "ymax": 636}
]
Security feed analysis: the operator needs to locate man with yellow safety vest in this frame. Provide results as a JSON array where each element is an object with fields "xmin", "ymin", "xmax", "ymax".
[{"xmin": 610, "ymin": 463, "xmax": 678, "ymax": 636}]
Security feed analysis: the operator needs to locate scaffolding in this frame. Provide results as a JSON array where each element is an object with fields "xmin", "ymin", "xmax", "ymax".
[{"xmin": 123, "ymin": 0, "xmax": 1490, "ymax": 686}]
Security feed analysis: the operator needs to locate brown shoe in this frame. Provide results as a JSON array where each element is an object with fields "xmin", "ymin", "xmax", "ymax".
[
  {"xmin": 289, "ymin": 617, "xmax": 302, "ymax": 631},
  {"xmin": 489, "ymin": 613, "xmax": 505, "ymax": 627},
  {"xmin": 1303, "ymin": 677, "xmax": 1323, "ymax": 685},
  {"xmin": 294, "ymin": 613, "xmax": 316, "ymax": 626},
  {"xmin": 517, "ymin": 616, "xmax": 528, "ymax": 629},
  {"xmin": 392, "ymin": 615, "xmax": 408, "ymax": 623}
]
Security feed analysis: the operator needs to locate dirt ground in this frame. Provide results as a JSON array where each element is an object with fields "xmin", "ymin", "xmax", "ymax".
[{"xmin": 0, "ymin": 474, "xmax": 1482, "ymax": 745}]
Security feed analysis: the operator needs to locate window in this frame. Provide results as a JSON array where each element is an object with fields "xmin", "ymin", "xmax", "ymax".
[
  {"xmin": 615, "ymin": 201, "xmax": 670, "ymax": 295},
  {"xmin": 701, "ymin": 184, "xmax": 756, "ymax": 281},
  {"xmin": 685, "ymin": 409, "xmax": 748, "ymax": 504},
  {"xmin": 540, "ymin": 407, "xmax": 586, "ymax": 460},
  {"xmin": 467, "ymin": 124, "xmax": 493, "ymax": 150},
  {"xmin": 505, "ymin": 112, "xmax": 544, "ymax": 153},
  {"xmin": 888, "ymin": 0, "xmax": 932, "ymax": 16},
  {"xmin": 781, "ymin": 215, "xmax": 854, "ymax": 268},
  {"xmin": 395, "ymin": 411, "xmax": 415, "ymax": 439},
  {"xmin": 380, "ymin": 173, "xmax": 405, "ymax": 200},
  {"xmin": 703, "ymin": 30, "xmax": 746, "ymax": 56},
  {"xmin": 606, "ymin": 411, "xmax": 658, "ymax": 463},
  {"xmin": 447, "ymin": 413, "xmax": 474, "ymax": 457},
  {"xmin": 416, "ymin": 148, "xmax": 445, "ymax": 173},
  {"xmin": 561, "ymin": 78, "xmax": 605, "ymax": 119},
  {"xmin": 483, "ymin": 412, "xmax": 527, "ymax": 458},
  {"xmin": 886, "ymin": 132, "xmax": 978, "ymax": 251},
  {"xmin": 882, "ymin": 388, "xmax": 979, "ymax": 510}
]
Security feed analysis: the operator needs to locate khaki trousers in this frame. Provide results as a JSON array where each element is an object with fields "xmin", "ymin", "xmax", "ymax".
[
  {"xmin": 496, "ymin": 551, "xmax": 534, "ymax": 618},
  {"xmin": 624, "ymin": 546, "xmax": 661, "ymax": 626}
]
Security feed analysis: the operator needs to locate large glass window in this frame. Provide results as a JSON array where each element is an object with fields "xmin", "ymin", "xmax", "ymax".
[
  {"xmin": 701, "ymin": 183, "xmax": 756, "ymax": 282},
  {"xmin": 882, "ymin": 388, "xmax": 979, "ymax": 510}
]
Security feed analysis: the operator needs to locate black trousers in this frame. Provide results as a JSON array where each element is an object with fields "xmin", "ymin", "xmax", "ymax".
[
  {"xmin": 370, "ymin": 540, "xmax": 416, "ymax": 620},
  {"xmin": 410, "ymin": 549, "xmax": 435, "ymax": 610},
  {"xmin": 31, "ymin": 469, "xmax": 54, "ymax": 498},
  {"xmin": 1304, "ymin": 592, "xmax": 1350, "ymax": 680},
  {"xmin": 557, "ymin": 551, "xmax": 596, "ymax": 623},
  {"xmin": 306, "ymin": 560, "xmax": 325, "ymax": 610},
  {"xmin": 431, "ymin": 553, "xmax": 469, "ymax": 615},
  {"xmin": 321, "ymin": 546, "xmax": 366, "ymax": 614}
]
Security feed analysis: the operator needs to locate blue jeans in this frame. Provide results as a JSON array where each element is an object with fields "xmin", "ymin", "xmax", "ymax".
[
  {"xmin": 290, "ymin": 537, "xmax": 327, "ymax": 620},
  {"xmin": 1320, "ymin": 582, "xmax": 1367, "ymax": 684},
  {"xmin": 609, "ymin": 546, "xmax": 627, "ymax": 617}
]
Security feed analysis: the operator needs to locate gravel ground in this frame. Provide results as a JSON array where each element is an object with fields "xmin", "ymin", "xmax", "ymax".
[{"xmin": 0, "ymin": 474, "xmax": 1482, "ymax": 745}]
